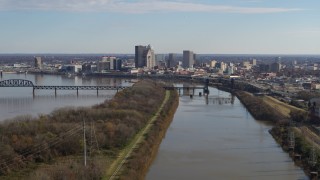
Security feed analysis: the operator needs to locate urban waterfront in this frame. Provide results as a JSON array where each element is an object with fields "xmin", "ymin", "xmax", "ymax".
[
  {"xmin": 147, "ymin": 87, "xmax": 308, "ymax": 180},
  {"xmin": 0, "ymin": 74, "xmax": 309, "ymax": 179},
  {"xmin": 1, "ymin": 0, "xmax": 319, "ymax": 178},
  {"xmin": 0, "ymin": 73, "xmax": 132, "ymax": 121}
]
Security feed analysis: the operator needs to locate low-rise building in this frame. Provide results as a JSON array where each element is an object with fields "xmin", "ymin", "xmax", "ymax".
[
  {"xmin": 312, "ymin": 83, "xmax": 320, "ymax": 90},
  {"xmin": 60, "ymin": 64, "xmax": 82, "ymax": 73}
]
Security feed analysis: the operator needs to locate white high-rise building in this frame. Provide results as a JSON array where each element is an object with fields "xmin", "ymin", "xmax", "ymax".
[
  {"xmin": 210, "ymin": 60, "xmax": 217, "ymax": 68},
  {"xmin": 146, "ymin": 46, "xmax": 155, "ymax": 69}
]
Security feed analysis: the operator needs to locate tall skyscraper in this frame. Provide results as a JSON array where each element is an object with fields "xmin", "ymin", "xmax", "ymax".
[
  {"xmin": 145, "ymin": 45, "xmax": 155, "ymax": 69},
  {"xmin": 270, "ymin": 62, "xmax": 281, "ymax": 72},
  {"xmin": 113, "ymin": 59, "xmax": 122, "ymax": 71},
  {"xmin": 183, "ymin": 50, "xmax": 194, "ymax": 68},
  {"xmin": 135, "ymin": 45, "xmax": 145, "ymax": 68},
  {"xmin": 135, "ymin": 45, "xmax": 155, "ymax": 69},
  {"xmin": 34, "ymin": 57, "xmax": 42, "ymax": 69},
  {"xmin": 168, "ymin": 53, "xmax": 177, "ymax": 68}
]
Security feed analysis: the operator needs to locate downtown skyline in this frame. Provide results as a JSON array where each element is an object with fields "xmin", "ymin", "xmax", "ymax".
[{"xmin": 0, "ymin": 0, "xmax": 319, "ymax": 54}]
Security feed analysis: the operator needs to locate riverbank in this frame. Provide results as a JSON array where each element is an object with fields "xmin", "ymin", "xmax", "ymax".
[
  {"xmin": 106, "ymin": 89, "xmax": 179, "ymax": 179},
  {"xmin": 0, "ymin": 80, "xmax": 174, "ymax": 179},
  {"xmin": 234, "ymin": 91, "xmax": 287, "ymax": 122},
  {"xmin": 269, "ymin": 126, "xmax": 318, "ymax": 179},
  {"xmin": 235, "ymin": 90, "xmax": 318, "ymax": 179}
]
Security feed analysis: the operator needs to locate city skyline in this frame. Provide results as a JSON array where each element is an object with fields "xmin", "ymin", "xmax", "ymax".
[{"xmin": 0, "ymin": 0, "xmax": 319, "ymax": 54}]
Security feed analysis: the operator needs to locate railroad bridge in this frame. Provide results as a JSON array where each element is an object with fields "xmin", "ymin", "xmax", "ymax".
[
  {"xmin": 0, "ymin": 79, "xmax": 128, "ymax": 96},
  {"xmin": 1, "ymin": 79, "xmax": 233, "ymax": 104},
  {"xmin": 0, "ymin": 79, "xmax": 34, "ymax": 87},
  {"xmin": 1, "ymin": 79, "xmax": 212, "ymax": 96}
]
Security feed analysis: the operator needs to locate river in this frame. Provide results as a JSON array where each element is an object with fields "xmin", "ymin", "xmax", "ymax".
[
  {"xmin": 0, "ymin": 74, "xmax": 308, "ymax": 179},
  {"xmin": 0, "ymin": 73, "xmax": 132, "ymax": 121},
  {"xmin": 146, "ymin": 86, "xmax": 308, "ymax": 180}
]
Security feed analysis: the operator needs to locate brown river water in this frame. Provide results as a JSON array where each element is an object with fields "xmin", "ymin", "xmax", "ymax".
[
  {"xmin": 0, "ymin": 74, "xmax": 308, "ymax": 179},
  {"xmin": 146, "ymin": 87, "xmax": 308, "ymax": 180}
]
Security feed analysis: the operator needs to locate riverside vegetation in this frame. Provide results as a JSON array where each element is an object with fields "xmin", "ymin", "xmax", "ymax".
[
  {"xmin": 119, "ymin": 87, "xmax": 179, "ymax": 180},
  {"xmin": 235, "ymin": 90, "xmax": 319, "ymax": 178},
  {"xmin": 0, "ymin": 80, "xmax": 178, "ymax": 179}
]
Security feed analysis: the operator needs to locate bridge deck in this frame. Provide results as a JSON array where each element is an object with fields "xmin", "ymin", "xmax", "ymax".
[
  {"xmin": 33, "ymin": 85, "xmax": 127, "ymax": 90},
  {"xmin": 163, "ymin": 86, "xmax": 205, "ymax": 90},
  {"xmin": 1, "ymin": 79, "xmax": 212, "ymax": 94}
]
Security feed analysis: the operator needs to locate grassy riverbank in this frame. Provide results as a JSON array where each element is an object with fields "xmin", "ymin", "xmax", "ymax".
[
  {"xmin": 0, "ymin": 80, "xmax": 178, "ymax": 179},
  {"xmin": 235, "ymin": 90, "xmax": 319, "ymax": 179},
  {"xmin": 106, "ymin": 89, "xmax": 179, "ymax": 180},
  {"xmin": 270, "ymin": 125, "xmax": 320, "ymax": 179},
  {"xmin": 235, "ymin": 91, "xmax": 286, "ymax": 122}
]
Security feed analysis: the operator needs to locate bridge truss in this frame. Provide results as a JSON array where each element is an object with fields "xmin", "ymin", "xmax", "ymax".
[
  {"xmin": 0, "ymin": 79, "xmax": 34, "ymax": 87},
  {"xmin": 0, "ymin": 79, "xmax": 128, "ymax": 96}
]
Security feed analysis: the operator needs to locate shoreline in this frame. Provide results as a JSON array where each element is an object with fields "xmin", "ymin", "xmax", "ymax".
[
  {"xmin": 233, "ymin": 89, "xmax": 317, "ymax": 179},
  {"xmin": 112, "ymin": 90, "xmax": 179, "ymax": 179},
  {"xmin": 0, "ymin": 74, "xmax": 315, "ymax": 179}
]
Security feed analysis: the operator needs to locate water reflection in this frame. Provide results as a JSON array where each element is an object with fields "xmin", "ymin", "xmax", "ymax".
[
  {"xmin": 34, "ymin": 74, "xmax": 44, "ymax": 85},
  {"xmin": 0, "ymin": 73, "xmax": 132, "ymax": 121},
  {"xmin": 0, "ymin": 94, "xmax": 113, "ymax": 120},
  {"xmin": 205, "ymin": 94, "xmax": 235, "ymax": 105},
  {"xmin": 146, "ymin": 87, "xmax": 308, "ymax": 180}
]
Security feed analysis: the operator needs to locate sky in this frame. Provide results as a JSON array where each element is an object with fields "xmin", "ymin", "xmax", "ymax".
[{"xmin": 0, "ymin": 0, "xmax": 319, "ymax": 54}]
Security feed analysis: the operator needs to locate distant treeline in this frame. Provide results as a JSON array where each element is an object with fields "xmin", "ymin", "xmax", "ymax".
[{"xmin": 0, "ymin": 80, "xmax": 165, "ymax": 179}]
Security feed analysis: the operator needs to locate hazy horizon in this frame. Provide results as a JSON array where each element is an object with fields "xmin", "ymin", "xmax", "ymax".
[
  {"xmin": 0, "ymin": 53, "xmax": 320, "ymax": 56},
  {"xmin": 0, "ymin": 0, "xmax": 319, "ymax": 54}
]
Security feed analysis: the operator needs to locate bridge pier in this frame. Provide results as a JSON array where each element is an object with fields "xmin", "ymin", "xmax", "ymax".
[
  {"xmin": 97, "ymin": 87, "xmax": 99, "ymax": 96},
  {"xmin": 77, "ymin": 87, "xmax": 79, "ymax": 96},
  {"xmin": 205, "ymin": 95, "xmax": 208, "ymax": 105},
  {"xmin": 55, "ymin": 87, "xmax": 57, "ymax": 97},
  {"xmin": 33, "ymin": 87, "xmax": 35, "ymax": 96}
]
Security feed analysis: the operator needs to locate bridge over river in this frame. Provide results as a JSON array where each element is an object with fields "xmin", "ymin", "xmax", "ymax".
[
  {"xmin": 0, "ymin": 79, "xmax": 128, "ymax": 96},
  {"xmin": 0, "ymin": 79, "xmax": 233, "ymax": 103}
]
